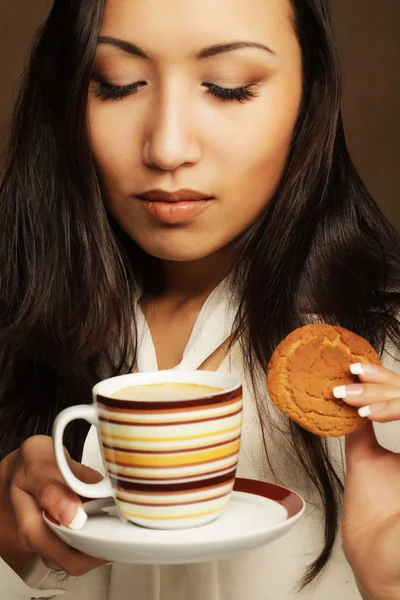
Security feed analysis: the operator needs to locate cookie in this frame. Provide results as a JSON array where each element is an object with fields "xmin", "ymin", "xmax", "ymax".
[{"xmin": 267, "ymin": 324, "xmax": 382, "ymax": 437}]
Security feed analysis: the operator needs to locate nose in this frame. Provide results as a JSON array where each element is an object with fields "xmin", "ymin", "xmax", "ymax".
[{"xmin": 142, "ymin": 82, "xmax": 202, "ymax": 171}]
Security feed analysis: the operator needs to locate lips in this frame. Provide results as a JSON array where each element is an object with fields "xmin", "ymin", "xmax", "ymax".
[
  {"xmin": 136, "ymin": 189, "xmax": 214, "ymax": 224},
  {"xmin": 136, "ymin": 189, "xmax": 213, "ymax": 202}
]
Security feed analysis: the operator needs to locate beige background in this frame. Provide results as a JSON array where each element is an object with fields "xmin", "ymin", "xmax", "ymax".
[{"xmin": 0, "ymin": 0, "xmax": 399, "ymax": 228}]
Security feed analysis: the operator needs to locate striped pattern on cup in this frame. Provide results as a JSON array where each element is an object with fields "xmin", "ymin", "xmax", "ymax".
[{"xmin": 96, "ymin": 386, "xmax": 243, "ymax": 529}]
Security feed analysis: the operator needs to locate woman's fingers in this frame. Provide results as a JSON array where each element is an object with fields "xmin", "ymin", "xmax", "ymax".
[
  {"xmin": 15, "ymin": 452, "xmax": 86, "ymax": 529},
  {"xmin": 16, "ymin": 436, "xmax": 102, "ymax": 528},
  {"xmin": 355, "ymin": 397, "xmax": 400, "ymax": 423},
  {"xmin": 333, "ymin": 383, "xmax": 400, "ymax": 406},
  {"xmin": 6, "ymin": 436, "xmax": 109, "ymax": 577},
  {"xmin": 12, "ymin": 486, "xmax": 108, "ymax": 576},
  {"xmin": 348, "ymin": 363, "xmax": 400, "ymax": 386},
  {"xmin": 332, "ymin": 363, "xmax": 400, "ymax": 422}
]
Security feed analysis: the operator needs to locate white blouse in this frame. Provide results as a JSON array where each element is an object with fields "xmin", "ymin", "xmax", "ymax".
[{"xmin": 2, "ymin": 277, "xmax": 399, "ymax": 600}]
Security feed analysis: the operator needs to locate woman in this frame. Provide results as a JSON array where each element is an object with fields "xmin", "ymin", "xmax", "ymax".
[{"xmin": 0, "ymin": 0, "xmax": 399, "ymax": 598}]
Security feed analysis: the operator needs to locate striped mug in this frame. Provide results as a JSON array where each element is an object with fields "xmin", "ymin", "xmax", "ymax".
[{"xmin": 53, "ymin": 370, "xmax": 243, "ymax": 529}]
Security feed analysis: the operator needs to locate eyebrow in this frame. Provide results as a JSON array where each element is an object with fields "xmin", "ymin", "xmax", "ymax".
[{"xmin": 97, "ymin": 36, "xmax": 276, "ymax": 59}]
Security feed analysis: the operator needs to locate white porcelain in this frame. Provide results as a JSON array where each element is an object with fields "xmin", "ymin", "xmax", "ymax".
[
  {"xmin": 43, "ymin": 479, "xmax": 305, "ymax": 564},
  {"xmin": 53, "ymin": 370, "xmax": 243, "ymax": 529}
]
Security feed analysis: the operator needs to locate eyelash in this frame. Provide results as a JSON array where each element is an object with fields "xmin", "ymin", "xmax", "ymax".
[{"xmin": 92, "ymin": 80, "xmax": 259, "ymax": 103}]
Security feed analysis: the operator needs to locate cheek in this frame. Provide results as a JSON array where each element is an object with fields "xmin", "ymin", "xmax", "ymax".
[
  {"xmin": 87, "ymin": 101, "xmax": 139, "ymax": 189},
  {"xmin": 217, "ymin": 85, "xmax": 301, "ymax": 218}
]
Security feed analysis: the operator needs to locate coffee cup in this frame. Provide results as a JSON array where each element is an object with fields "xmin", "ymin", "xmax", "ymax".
[{"xmin": 53, "ymin": 370, "xmax": 243, "ymax": 529}]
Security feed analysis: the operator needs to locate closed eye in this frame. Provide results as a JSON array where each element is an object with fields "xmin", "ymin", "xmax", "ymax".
[
  {"xmin": 92, "ymin": 80, "xmax": 145, "ymax": 101},
  {"xmin": 91, "ymin": 79, "xmax": 259, "ymax": 103},
  {"xmin": 204, "ymin": 83, "xmax": 259, "ymax": 103}
]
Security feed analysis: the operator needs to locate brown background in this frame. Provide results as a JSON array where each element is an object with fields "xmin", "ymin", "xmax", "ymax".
[{"xmin": 0, "ymin": 0, "xmax": 399, "ymax": 228}]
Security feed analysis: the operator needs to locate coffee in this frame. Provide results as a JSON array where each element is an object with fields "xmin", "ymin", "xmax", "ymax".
[{"xmin": 110, "ymin": 382, "xmax": 222, "ymax": 400}]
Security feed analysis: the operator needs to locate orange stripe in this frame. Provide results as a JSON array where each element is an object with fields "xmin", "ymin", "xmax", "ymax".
[
  {"xmin": 102, "ymin": 434, "xmax": 241, "ymax": 455},
  {"xmin": 100, "ymin": 424, "xmax": 240, "ymax": 443},
  {"xmin": 106, "ymin": 449, "xmax": 239, "ymax": 469},
  {"xmin": 103, "ymin": 440, "xmax": 240, "ymax": 467},
  {"xmin": 122, "ymin": 505, "xmax": 226, "ymax": 521}
]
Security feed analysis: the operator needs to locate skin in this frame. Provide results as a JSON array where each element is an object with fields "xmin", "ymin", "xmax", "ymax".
[
  {"xmin": 88, "ymin": 0, "xmax": 302, "ymax": 367},
  {"xmin": 2, "ymin": 0, "xmax": 304, "ymax": 575},
  {"xmin": 1, "ymin": 1, "xmax": 400, "ymax": 597},
  {"xmin": 88, "ymin": 0, "xmax": 302, "ymax": 285},
  {"xmin": 87, "ymin": 3, "xmax": 400, "ymax": 599},
  {"xmin": 340, "ymin": 366, "xmax": 400, "ymax": 600}
]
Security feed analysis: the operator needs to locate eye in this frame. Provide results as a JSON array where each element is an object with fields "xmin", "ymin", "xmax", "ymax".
[
  {"xmin": 91, "ymin": 79, "xmax": 259, "ymax": 104},
  {"xmin": 92, "ymin": 80, "xmax": 146, "ymax": 101},
  {"xmin": 204, "ymin": 83, "xmax": 259, "ymax": 103}
]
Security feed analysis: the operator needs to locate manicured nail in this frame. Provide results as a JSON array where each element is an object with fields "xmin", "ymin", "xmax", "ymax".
[
  {"xmin": 358, "ymin": 403, "xmax": 387, "ymax": 418},
  {"xmin": 333, "ymin": 385, "xmax": 364, "ymax": 399},
  {"xmin": 350, "ymin": 363, "xmax": 379, "ymax": 376},
  {"xmin": 67, "ymin": 507, "xmax": 88, "ymax": 530}
]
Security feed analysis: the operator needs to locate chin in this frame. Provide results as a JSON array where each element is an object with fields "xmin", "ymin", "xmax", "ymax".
[
  {"xmin": 140, "ymin": 245, "xmax": 215, "ymax": 263},
  {"xmin": 133, "ymin": 235, "xmax": 222, "ymax": 263}
]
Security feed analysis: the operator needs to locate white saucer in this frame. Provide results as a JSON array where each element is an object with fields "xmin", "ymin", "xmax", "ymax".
[{"xmin": 43, "ymin": 478, "xmax": 305, "ymax": 564}]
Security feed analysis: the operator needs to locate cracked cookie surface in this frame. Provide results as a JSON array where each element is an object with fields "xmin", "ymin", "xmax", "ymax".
[{"xmin": 266, "ymin": 324, "xmax": 382, "ymax": 437}]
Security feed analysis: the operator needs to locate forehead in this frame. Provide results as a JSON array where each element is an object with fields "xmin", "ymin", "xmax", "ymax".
[{"xmin": 100, "ymin": 0, "xmax": 295, "ymax": 59}]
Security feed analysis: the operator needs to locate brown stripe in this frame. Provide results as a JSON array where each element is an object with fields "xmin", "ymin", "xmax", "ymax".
[
  {"xmin": 113, "ymin": 478, "xmax": 235, "ymax": 497},
  {"xmin": 115, "ymin": 490, "xmax": 231, "ymax": 507},
  {"xmin": 107, "ymin": 449, "xmax": 239, "ymax": 469},
  {"xmin": 233, "ymin": 478, "xmax": 304, "ymax": 519},
  {"xmin": 99, "ymin": 407, "xmax": 242, "ymax": 427},
  {"xmin": 97, "ymin": 397, "xmax": 239, "ymax": 415},
  {"xmin": 110, "ymin": 468, "xmax": 237, "ymax": 492},
  {"xmin": 97, "ymin": 387, "xmax": 242, "ymax": 410},
  {"xmin": 102, "ymin": 434, "xmax": 241, "ymax": 455},
  {"xmin": 107, "ymin": 462, "xmax": 238, "ymax": 482}
]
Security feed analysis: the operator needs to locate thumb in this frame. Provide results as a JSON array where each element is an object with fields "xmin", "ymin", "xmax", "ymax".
[
  {"xmin": 16, "ymin": 457, "xmax": 104, "ymax": 530},
  {"xmin": 345, "ymin": 421, "xmax": 387, "ymax": 467}
]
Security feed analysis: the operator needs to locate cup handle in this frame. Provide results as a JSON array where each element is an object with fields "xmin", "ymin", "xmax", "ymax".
[{"xmin": 53, "ymin": 404, "xmax": 113, "ymax": 499}]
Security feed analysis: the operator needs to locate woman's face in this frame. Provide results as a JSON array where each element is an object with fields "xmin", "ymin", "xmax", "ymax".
[{"xmin": 88, "ymin": 0, "xmax": 302, "ymax": 262}]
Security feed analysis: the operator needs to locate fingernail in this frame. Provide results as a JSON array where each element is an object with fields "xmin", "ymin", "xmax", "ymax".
[
  {"xmin": 350, "ymin": 363, "xmax": 379, "ymax": 376},
  {"xmin": 67, "ymin": 507, "xmax": 88, "ymax": 530},
  {"xmin": 358, "ymin": 403, "xmax": 387, "ymax": 418},
  {"xmin": 333, "ymin": 385, "xmax": 364, "ymax": 399}
]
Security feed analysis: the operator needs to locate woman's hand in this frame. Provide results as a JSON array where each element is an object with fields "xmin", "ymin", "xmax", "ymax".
[
  {"xmin": 0, "ymin": 435, "xmax": 109, "ymax": 576},
  {"xmin": 337, "ymin": 364, "xmax": 400, "ymax": 600}
]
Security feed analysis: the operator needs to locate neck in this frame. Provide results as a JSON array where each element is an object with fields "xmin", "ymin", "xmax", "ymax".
[{"xmin": 146, "ymin": 248, "xmax": 233, "ymax": 303}]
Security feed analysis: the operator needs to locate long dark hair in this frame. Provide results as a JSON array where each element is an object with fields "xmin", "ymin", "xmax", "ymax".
[{"xmin": 1, "ymin": 0, "xmax": 399, "ymax": 591}]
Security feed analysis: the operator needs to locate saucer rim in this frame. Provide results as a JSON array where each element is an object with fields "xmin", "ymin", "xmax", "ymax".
[{"xmin": 43, "ymin": 477, "xmax": 305, "ymax": 537}]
